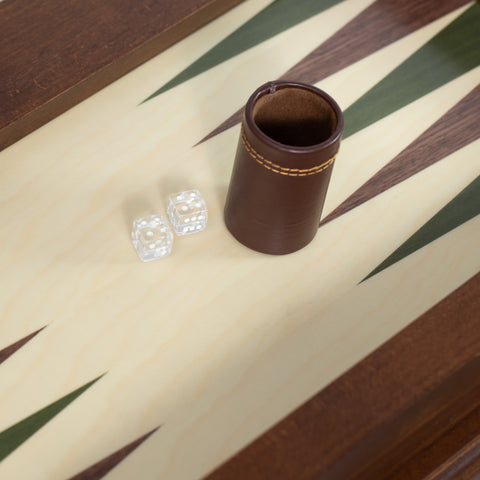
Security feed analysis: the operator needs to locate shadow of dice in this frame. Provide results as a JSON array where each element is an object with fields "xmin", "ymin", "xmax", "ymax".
[{"xmin": 167, "ymin": 190, "xmax": 208, "ymax": 235}]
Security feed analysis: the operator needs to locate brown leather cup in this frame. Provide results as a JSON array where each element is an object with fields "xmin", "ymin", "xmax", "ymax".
[{"xmin": 224, "ymin": 80, "xmax": 344, "ymax": 255}]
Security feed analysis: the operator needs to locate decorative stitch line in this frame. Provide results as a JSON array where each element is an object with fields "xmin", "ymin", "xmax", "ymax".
[{"xmin": 241, "ymin": 127, "xmax": 337, "ymax": 177}]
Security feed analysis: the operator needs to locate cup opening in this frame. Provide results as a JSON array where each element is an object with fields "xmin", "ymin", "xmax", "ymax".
[{"xmin": 252, "ymin": 86, "xmax": 338, "ymax": 147}]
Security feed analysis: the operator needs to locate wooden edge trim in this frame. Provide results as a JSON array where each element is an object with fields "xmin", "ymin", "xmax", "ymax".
[
  {"xmin": 0, "ymin": 0, "xmax": 244, "ymax": 151},
  {"xmin": 204, "ymin": 272, "xmax": 480, "ymax": 480}
]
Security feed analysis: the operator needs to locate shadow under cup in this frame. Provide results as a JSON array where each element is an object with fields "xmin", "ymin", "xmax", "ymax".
[{"xmin": 224, "ymin": 81, "xmax": 344, "ymax": 255}]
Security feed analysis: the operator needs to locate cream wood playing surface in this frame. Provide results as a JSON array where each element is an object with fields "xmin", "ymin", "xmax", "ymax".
[{"xmin": 0, "ymin": 1, "xmax": 479, "ymax": 479}]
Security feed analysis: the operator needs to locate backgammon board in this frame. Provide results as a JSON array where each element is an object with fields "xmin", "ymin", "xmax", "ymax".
[{"xmin": 0, "ymin": 1, "xmax": 479, "ymax": 479}]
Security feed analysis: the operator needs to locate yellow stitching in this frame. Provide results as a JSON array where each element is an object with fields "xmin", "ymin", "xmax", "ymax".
[
  {"xmin": 240, "ymin": 127, "xmax": 337, "ymax": 176},
  {"xmin": 242, "ymin": 130, "xmax": 336, "ymax": 174}
]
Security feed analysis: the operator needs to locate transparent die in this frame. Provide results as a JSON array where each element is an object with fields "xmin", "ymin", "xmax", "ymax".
[
  {"xmin": 167, "ymin": 190, "xmax": 208, "ymax": 235},
  {"xmin": 131, "ymin": 214, "xmax": 173, "ymax": 261}
]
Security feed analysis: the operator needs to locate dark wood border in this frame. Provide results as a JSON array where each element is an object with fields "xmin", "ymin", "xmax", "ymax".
[
  {"xmin": 2, "ymin": 3, "xmax": 478, "ymax": 478},
  {"xmin": 205, "ymin": 272, "xmax": 480, "ymax": 480},
  {"xmin": 0, "ymin": 0, "xmax": 244, "ymax": 151}
]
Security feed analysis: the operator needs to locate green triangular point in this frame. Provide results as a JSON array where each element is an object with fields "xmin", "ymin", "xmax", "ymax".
[
  {"xmin": 141, "ymin": 0, "xmax": 344, "ymax": 103},
  {"xmin": 343, "ymin": 3, "xmax": 480, "ymax": 139},
  {"xmin": 362, "ymin": 175, "xmax": 480, "ymax": 282},
  {"xmin": 0, "ymin": 374, "xmax": 105, "ymax": 462}
]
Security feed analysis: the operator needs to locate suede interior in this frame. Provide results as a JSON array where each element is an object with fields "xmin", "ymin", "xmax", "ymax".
[{"xmin": 252, "ymin": 87, "xmax": 337, "ymax": 147}]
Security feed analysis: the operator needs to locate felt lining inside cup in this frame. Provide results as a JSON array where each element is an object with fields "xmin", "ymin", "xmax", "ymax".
[{"xmin": 252, "ymin": 87, "xmax": 338, "ymax": 147}]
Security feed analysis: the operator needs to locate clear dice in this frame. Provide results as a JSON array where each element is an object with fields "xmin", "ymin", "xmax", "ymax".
[
  {"xmin": 131, "ymin": 214, "xmax": 173, "ymax": 261},
  {"xmin": 167, "ymin": 190, "xmax": 208, "ymax": 236}
]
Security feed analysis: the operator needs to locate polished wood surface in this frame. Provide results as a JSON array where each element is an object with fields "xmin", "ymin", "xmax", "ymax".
[
  {"xmin": 0, "ymin": 0, "xmax": 243, "ymax": 150},
  {"xmin": 205, "ymin": 273, "xmax": 480, "ymax": 479},
  {"xmin": 0, "ymin": 1, "xmax": 478, "ymax": 479},
  {"xmin": 201, "ymin": 0, "xmax": 471, "ymax": 143}
]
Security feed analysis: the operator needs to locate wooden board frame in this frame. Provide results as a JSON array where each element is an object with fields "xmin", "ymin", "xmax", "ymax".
[
  {"xmin": 0, "ymin": 1, "xmax": 479, "ymax": 479},
  {"xmin": 0, "ymin": 0, "xmax": 244, "ymax": 151},
  {"xmin": 205, "ymin": 272, "xmax": 480, "ymax": 480}
]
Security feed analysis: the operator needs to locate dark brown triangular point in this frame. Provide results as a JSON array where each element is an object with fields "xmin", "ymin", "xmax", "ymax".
[
  {"xmin": 0, "ymin": 326, "xmax": 46, "ymax": 365},
  {"xmin": 320, "ymin": 83, "xmax": 480, "ymax": 226},
  {"xmin": 68, "ymin": 427, "xmax": 160, "ymax": 480},
  {"xmin": 197, "ymin": 0, "xmax": 470, "ymax": 145},
  {"xmin": 281, "ymin": 0, "xmax": 470, "ymax": 86}
]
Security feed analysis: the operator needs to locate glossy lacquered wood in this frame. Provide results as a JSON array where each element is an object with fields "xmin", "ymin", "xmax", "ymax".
[
  {"xmin": 0, "ymin": 0, "xmax": 243, "ymax": 151},
  {"xmin": 205, "ymin": 272, "xmax": 480, "ymax": 480},
  {"xmin": 201, "ymin": 0, "xmax": 471, "ymax": 143},
  {"xmin": 0, "ymin": 1, "xmax": 478, "ymax": 479}
]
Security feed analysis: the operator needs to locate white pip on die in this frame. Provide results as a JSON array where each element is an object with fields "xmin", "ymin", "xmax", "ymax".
[
  {"xmin": 131, "ymin": 214, "xmax": 173, "ymax": 262},
  {"xmin": 167, "ymin": 189, "xmax": 208, "ymax": 235}
]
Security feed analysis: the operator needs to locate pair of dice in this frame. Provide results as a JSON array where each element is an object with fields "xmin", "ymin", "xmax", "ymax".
[{"xmin": 131, "ymin": 190, "xmax": 207, "ymax": 262}]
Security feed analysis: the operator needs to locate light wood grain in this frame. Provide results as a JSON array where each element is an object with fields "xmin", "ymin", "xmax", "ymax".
[{"xmin": 0, "ymin": 1, "xmax": 478, "ymax": 479}]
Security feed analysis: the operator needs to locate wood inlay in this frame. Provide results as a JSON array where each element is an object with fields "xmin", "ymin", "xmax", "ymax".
[
  {"xmin": 0, "ymin": 1, "xmax": 478, "ymax": 478},
  {"xmin": 199, "ymin": 0, "xmax": 470, "ymax": 144},
  {"xmin": 363, "ymin": 174, "xmax": 480, "ymax": 281},
  {"xmin": 321, "ymin": 84, "xmax": 480, "ymax": 226},
  {"xmin": 142, "ymin": 0, "xmax": 344, "ymax": 102},
  {"xmin": 0, "ymin": 327, "xmax": 45, "ymax": 366},
  {"xmin": 0, "ymin": 0, "xmax": 244, "ymax": 151},
  {"xmin": 0, "ymin": 376, "xmax": 103, "ymax": 463},
  {"xmin": 341, "ymin": 3, "xmax": 480, "ymax": 139},
  {"xmin": 68, "ymin": 428, "xmax": 159, "ymax": 480},
  {"xmin": 204, "ymin": 272, "xmax": 480, "ymax": 480}
]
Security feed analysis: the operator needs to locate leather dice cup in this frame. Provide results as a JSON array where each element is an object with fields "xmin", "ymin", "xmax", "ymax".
[{"xmin": 224, "ymin": 80, "xmax": 344, "ymax": 255}]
